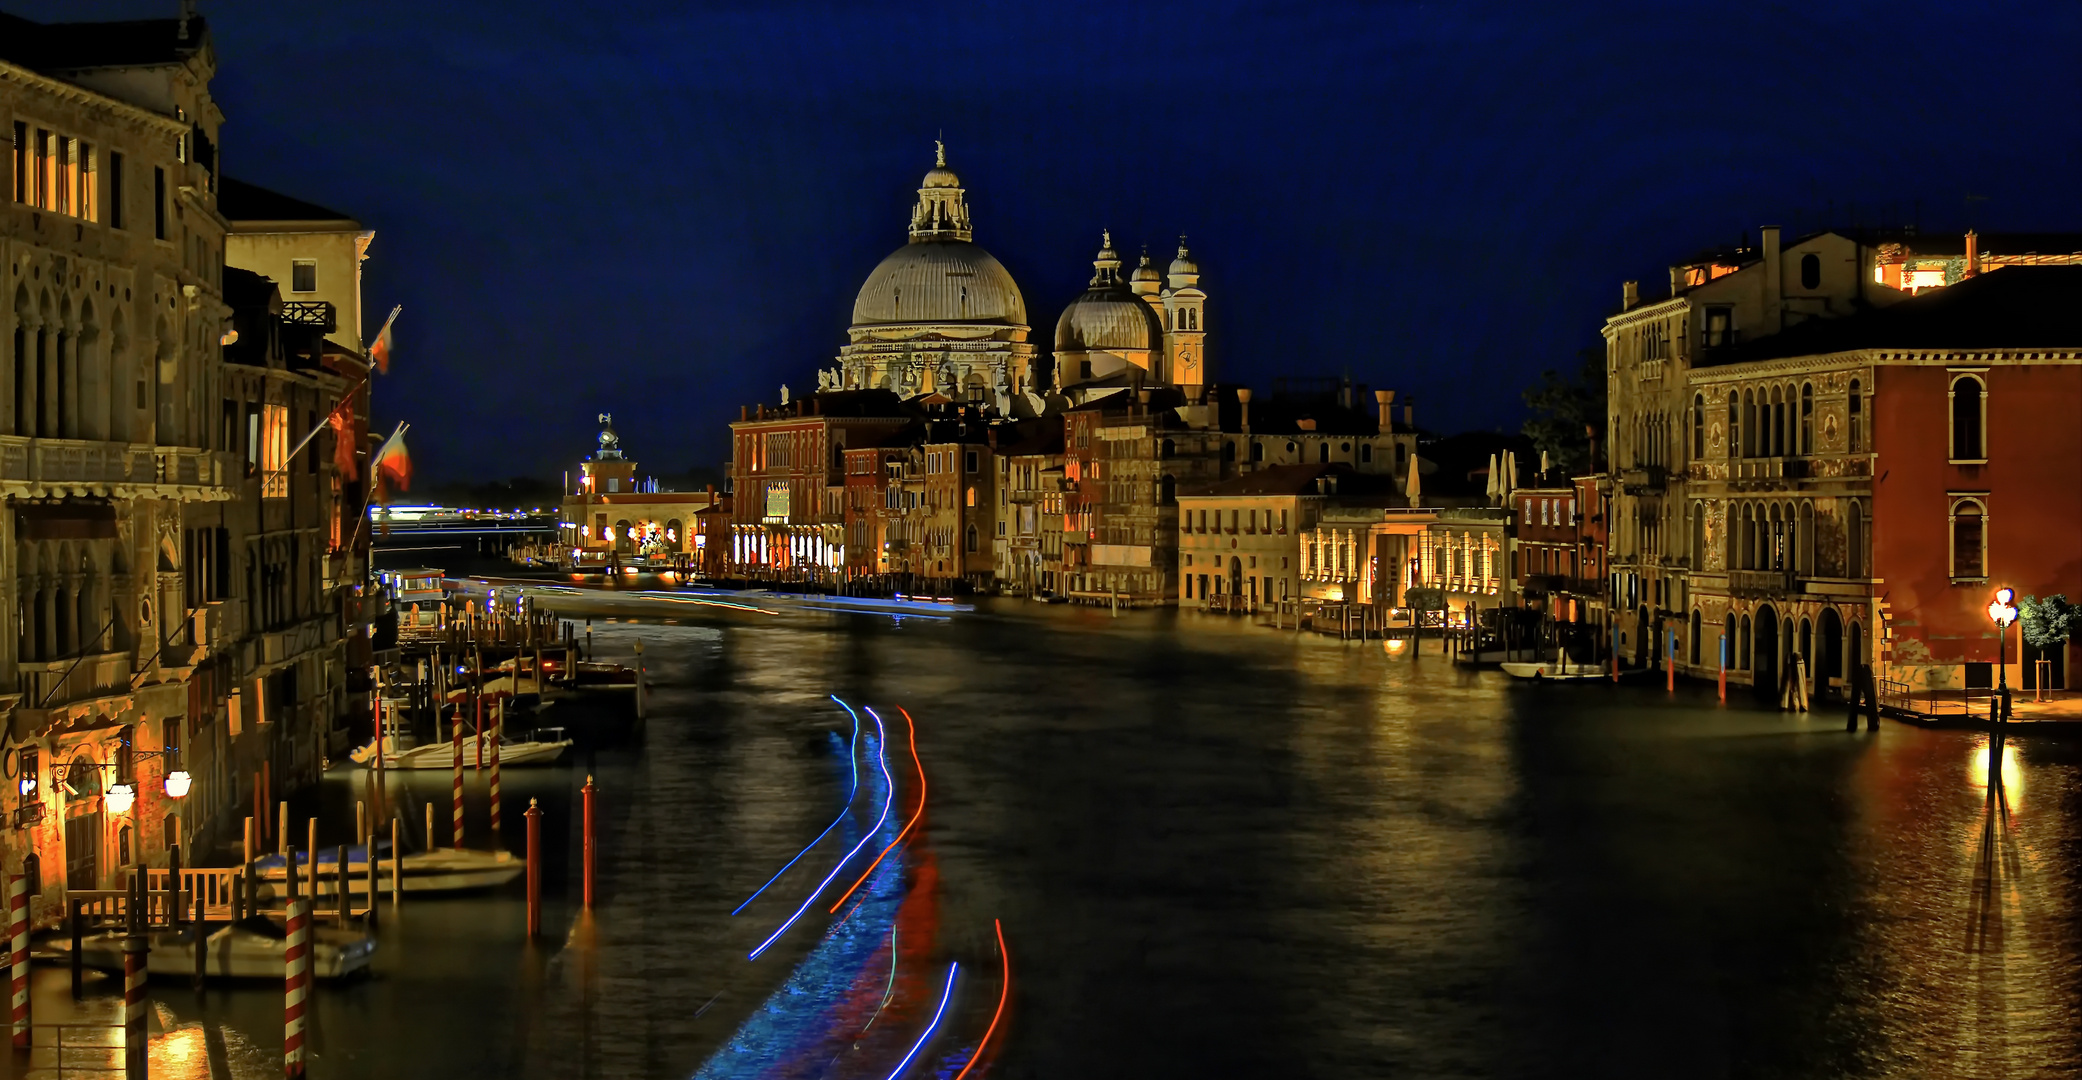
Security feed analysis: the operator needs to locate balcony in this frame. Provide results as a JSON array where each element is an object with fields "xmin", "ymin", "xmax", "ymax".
[
  {"xmin": 1728, "ymin": 568, "xmax": 1795, "ymax": 598},
  {"xmin": 1728, "ymin": 457, "xmax": 1812, "ymax": 485},
  {"xmin": 17, "ymin": 651, "xmax": 132, "ymax": 714},
  {"xmin": 280, "ymin": 300, "xmax": 337, "ymax": 333},
  {"xmin": 1620, "ymin": 465, "xmax": 1667, "ymax": 493}
]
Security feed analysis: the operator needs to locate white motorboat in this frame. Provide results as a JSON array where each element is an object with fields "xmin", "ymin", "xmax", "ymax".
[
  {"xmin": 252, "ymin": 845, "xmax": 524, "ymax": 895},
  {"xmin": 40, "ymin": 919, "xmax": 376, "ymax": 980},
  {"xmin": 1501, "ymin": 657, "xmax": 1607, "ymax": 680},
  {"xmin": 349, "ymin": 729, "xmax": 572, "ymax": 769}
]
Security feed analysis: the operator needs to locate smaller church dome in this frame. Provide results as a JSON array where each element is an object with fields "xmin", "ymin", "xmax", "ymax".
[
  {"xmin": 1168, "ymin": 236, "xmax": 1200, "ymax": 284},
  {"xmin": 1130, "ymin": 251, "xmax": 1162, "ymax": 284},
  {"xmin": 922, "ymin": 165, "xmax": 960, "ymax": 189},
  {"xmin": 1056, "ymin": 293, "xmax": 1162, "ymax": 353}
]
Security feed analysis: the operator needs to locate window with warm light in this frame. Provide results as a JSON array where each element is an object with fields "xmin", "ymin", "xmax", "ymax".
[{"xmin": 261, "ymin": 403, "xmax": 289, "ymax": 498}]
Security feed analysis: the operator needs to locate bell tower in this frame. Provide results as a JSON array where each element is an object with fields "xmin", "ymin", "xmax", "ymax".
[{"xmin": 1162, "ymin": 237, "xmax": 1207, "ymax": 393}]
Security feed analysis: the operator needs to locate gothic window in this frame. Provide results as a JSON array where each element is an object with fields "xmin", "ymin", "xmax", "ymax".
[
  {"xmin": 1727, "ymin": 397, "xmax": 1739, "ymax": 459},
  {"xmin": 1693, "ymin": 394, "xmax": 1705, "ymax": 459}
]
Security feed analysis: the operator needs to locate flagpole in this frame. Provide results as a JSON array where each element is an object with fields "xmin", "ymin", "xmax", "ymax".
[
  {"xmin": 287, "ymin": 372, "xmax": 370, "ymax": 464},
  {"xmin": 348, "ymin": 422, "xmax": 409, "ymax": 552}
]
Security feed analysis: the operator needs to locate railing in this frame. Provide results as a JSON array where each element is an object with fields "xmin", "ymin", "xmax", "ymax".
[
  {"xmin": 21, "ymin": 1022, "xmax": 127, "ymax": 1079},
  {"xmin": 0, "ymin": 436, "xmax": 156, "ymax": 487},
  {"xmin": 17, "ymin": 652, "xmax": 132, "ymax": 711},
  {"xmin": 153, "ymin": 447, "xmax": 233, "ymax": 489},
  {"xmin": 280, "ymin": 300, "xmax": 338, "ymax": 332},
  {"xmin": 1728, "ymin": 569, "xmax": 1795, "ymax": 598}
]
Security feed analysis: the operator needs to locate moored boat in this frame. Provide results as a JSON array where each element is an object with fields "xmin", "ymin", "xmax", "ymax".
[
  {"xmin": 39, "ymin": 919, "xmax": 376, "ymax": 980},
  {"xmin": 252, "ymin": 845, "xmax": 524, "ymax": 895}
]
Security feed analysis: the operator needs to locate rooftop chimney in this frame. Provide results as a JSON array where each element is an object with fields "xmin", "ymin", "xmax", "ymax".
[
  {"xmin": 1669, "ymin": 266, "xmax": 1683, "ymax": 296},
  {"xmin": 1621, "ymin": 280, "xmax": 1640, "ymax": 311},
  {"xmin": 1964, "ymin": 229, "xmax": 1981, "ymax": 278},
  {"xmin": 1237, "ymin": 387, "xmax": 1252, "ymax": 433},
  {"xmin": 1760, "ymin": 225, "xmax": 1782, "ymax": 334},
  {"xmin": 1403, "ymin": 401, "xmax": 1415, "ymax": 429},
  {"xmin": 1376, "ymin": 389, "xmax": 1395, "ymax": 432}
]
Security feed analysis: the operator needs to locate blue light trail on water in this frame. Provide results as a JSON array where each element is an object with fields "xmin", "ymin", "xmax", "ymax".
[
  {"xmin": 884, "ymin": 963, "xmax": 958, "ymax": 1080},
  {"xmin": 692, "ymin": 729, "xmax": 910, "ymax": 1080},
  {"xmin": 747, "ymin": 706, "xmax": 894, "ymax": 961},
  {"xmin": 730, "ymin": 696, "xmax": 863, "ymax": 916}
]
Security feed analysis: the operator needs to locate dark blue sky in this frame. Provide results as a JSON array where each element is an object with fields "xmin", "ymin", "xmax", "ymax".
[{"xmin": 22, "ymin": 1, "xmax": 2082, "ymax": 483}]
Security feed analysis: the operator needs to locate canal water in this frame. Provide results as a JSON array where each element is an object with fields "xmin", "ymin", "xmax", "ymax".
[{"xmin": 25, "ymin": 602, "xmax": 2082, "ymax": 1078}]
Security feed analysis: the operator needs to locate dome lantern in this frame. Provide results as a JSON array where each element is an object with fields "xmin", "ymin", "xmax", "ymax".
[
  {"xmin": 910, "ymin": 141, "xmax": 972, "ymax": 242},
  {"xmin": 1167, "ymin": 235, "xmax": 1200, "ymax": 289}
]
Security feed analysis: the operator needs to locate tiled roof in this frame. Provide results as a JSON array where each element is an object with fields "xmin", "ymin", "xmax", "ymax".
[{"xmin": 1703, "ymin": 265, "xmax": 2082, "ymax": 365}]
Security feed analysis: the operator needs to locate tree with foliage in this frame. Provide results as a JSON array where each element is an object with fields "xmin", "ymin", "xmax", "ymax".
[
  {"xmin": 1521, "ymin": 345, "xmax": 1608, "ymax": 478},
  {"xmin": 2019, "ymin": 594, "xmax": 2078, "ymax": 649}
]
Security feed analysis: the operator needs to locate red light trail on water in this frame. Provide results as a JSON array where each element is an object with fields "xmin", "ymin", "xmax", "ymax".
[
  {"xmin": 952, "ymin": 919, "xmax": 1011, "ymax": 1080},
  {"xmin": 830, "ymin": 705, "xmax": 927, "ymax": 913}
]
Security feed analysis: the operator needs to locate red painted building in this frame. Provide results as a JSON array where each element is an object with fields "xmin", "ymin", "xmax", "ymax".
[{"xmin": 1685, "ymin": 266, "xmax": 2081, "ymax": 694}]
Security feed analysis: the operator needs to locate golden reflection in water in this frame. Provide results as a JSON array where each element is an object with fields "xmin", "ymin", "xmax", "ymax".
[
  {"xmin": 1965, "ymin": 736, "xmax": 2025, "ymax": 806},
  {"xmin": 150, "ymin": 1025, "xmax": 209, "ymax": 1078},
  {"xmin": 1853, "ymin": 730, "xmax": 2080, "ymax": 1076}
]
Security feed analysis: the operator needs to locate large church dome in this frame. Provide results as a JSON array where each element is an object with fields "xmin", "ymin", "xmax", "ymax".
[{"xmin": 852, "ymin": 242, "xmax": 1027, "ymax": 325}]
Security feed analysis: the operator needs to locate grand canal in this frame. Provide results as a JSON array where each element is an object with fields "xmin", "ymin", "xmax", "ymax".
[{"xmin": 42, "ymin": 603, "xmax": 2082, "ymax": 1078}]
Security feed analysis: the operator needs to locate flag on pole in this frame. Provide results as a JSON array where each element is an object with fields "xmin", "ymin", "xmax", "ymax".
[
  {"xmin": 327, "ymin": 397, "xmax": 359, "ymax": 481},
  {"xmin": 372, "ymin": 423, "xmax": 411, "ymax": 496},
  {"xmin": 369, "ymin": 305, "xmax": 401, "ymax": 374}
]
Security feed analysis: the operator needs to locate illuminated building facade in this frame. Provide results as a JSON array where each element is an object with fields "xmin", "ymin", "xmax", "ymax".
[
  {"xmin": 558, "ymin": 415, "xmax": 716, "ymax": 568},
  {"xmin": 727, "ymin": 391, "xmax": 910, "ymax": 581},
  {"xmin": 1680, "ymin": 266, "xmax": 2082, "ymax": 696},
  {"xmin": 1177, "ymin": 464, "xmax": 1402, "ymax": 610},
  {"xmin": 1603, "ymin": 227, "xmax": 1907, "ymax": 672},
  {"xmin": 0, "ymin": 12, "xmax": 368, "ymax": 908}
]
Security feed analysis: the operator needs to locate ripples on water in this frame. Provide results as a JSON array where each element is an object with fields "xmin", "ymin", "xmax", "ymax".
[{"xmin": 119, "ymin": 603, "xmax": 2080, "ymax": 1079}]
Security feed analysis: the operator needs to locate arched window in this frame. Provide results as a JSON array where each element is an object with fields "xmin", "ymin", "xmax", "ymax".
[
  {"xmin": 1692, "ymin": 393, "xmax": 1706, "ymax": 459},
  {"xmin": 1250, "ymin": 440, "xmax": 1265, "ymax": 463},
  {"xmin": 1722, "ymin": 613, "xmax": 1736, "ymax": 668},
  {"xmin": 1739, "ymin": 614, "xmax": 1753, "ymax": 669},
  {"xmin": 1689, "ymin": 609, "xmax": 1702, "ymax": 665},
  {"xmin": 1691, "ymin": 504, "xmax": 1705, "ymax": 567},
  {"xmin": 1769, "ymin": 386, "xmax": 1786, "ymax": 456},
  {"xmin": 1727, "ymin": 398, "xmax": 1739, "ymax": 459},
  {"xmin": 1949, "ymin": 498, "xmax": 1984, "ymax": 579},
  {"xmin": 1317, "ymin": 443, "xmax": 1330, "ymax": 464},
  {"xmin": 1742, "ymin": 390, "xmax": 1757, "ymax": 458},
  {"xmin": 1799, "ymin": 384, "xmax": 1813, "ymax": 455},
  {"xmin": 1847, "ymin": 379, "xmax": 1863, "ymax": 451},
  {"xmin": 1950, "ymin": 375, "xmax": 1985, "ymax": 461},
  {"xmin": 965, "ymin": 524, "xmax": 979, "ymax": 553},
  {"xmin": 1799, "ymin": 252, "xmax": 1821, "ymax": 290}
]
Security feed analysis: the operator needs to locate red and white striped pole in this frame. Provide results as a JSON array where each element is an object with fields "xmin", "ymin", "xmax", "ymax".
[
  {"xmin": 123, "ymin": 870, "xmax": 146, "ymax": 1079},
  {"xmin": 452, "ymin": 717, "xmax": 465, "ymax": 851},
  {"xmin": 474, "ymin": 692, "xmax": 484, "ymax": 772},
  {"xmin": 489, "ymin": 700, "xmax": 503, "ymax": 843},
  {"xmin": 283, "ymin": 851, "xmax": 308, "ymax": 1078},
  {"xmin": 9, "ymin": 873, "xmax": 28, "ymax": 1050}
]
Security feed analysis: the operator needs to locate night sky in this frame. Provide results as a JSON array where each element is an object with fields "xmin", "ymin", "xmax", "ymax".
[{"xmin": 17, "ymin": 1, "xmax": 2082, "ymax": 484}]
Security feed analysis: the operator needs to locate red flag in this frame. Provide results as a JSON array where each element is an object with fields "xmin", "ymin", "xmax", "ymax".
[
  {"xmin": 372, "ymin": 423, "xmax": 412, "ymax": 495},
  {"xmin": 327, "ymin": 398, "xmax": 359, "ymax": 481},
  {"xmin": 369, "ymin": 305, "xmax": 401, "ymax": 374}
]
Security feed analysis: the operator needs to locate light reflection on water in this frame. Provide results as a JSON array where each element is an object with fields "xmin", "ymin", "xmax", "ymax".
[{"xmin": 98, "ymin": 604, "xmax": 2082, "ymax": 1078}]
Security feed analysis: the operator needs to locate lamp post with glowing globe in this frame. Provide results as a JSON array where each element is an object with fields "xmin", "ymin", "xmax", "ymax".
[{"xmin": 1987, "ymin": 587, "xmax": 2019, "ymax": 724}]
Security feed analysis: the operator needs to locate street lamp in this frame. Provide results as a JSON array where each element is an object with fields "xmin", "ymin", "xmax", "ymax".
[{"xmin": 1987, "ymin": 587, "xmax": 2019, "ymax": 724}]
